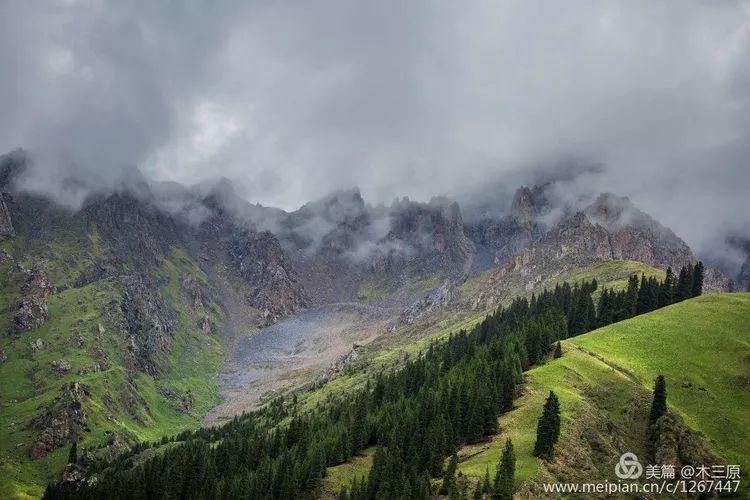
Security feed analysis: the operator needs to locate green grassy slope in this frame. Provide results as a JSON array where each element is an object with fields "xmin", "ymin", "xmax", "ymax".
[
  {"xmin": 458, "ymin": 293, "xmax": 750, "ymax": 495},
  {"xmin": 571, "ymin": 293, "xmax": 750, "ymax": 469},
  {"xmin": 0, "ymin": 241, "xmax": 225, "ymax": 499},
  {"xmin": 317, "ymin": 261, "xmax": 669, "ymax": 494}
]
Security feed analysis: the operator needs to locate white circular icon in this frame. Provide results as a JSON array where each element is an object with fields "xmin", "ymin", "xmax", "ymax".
[{"xmin": 615, "ymin": 452, "xmax": 643, "ymax": 480}]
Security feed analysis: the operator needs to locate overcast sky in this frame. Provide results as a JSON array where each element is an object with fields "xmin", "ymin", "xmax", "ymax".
[{"xmin": 1, "ymin": 0, "xmax": 749, "ymax": 258}]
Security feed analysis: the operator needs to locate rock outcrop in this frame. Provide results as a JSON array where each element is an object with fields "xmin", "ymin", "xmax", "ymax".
[
  {"xmin": 383, "ymin": 198, "xmax": 476, "ymax": 274},
  {"xmin": 22, "ymin": 262, "xmax": 55, "ymax": 298},
  {"xmin": 231, "ymin": 230, "xmax": 308, "ymax": 323},
  {"xmin": 585, "ymin": 194, "xmax": 693, "ymax": 270},
  {"xmin": 29, "ymin": 382, "xmax": 89, "ymax": 459},
  {"xmin": 8, "ymin": 262, "xmax": 54, "ymax": 334},
  {"xmin": 120, "ymin": 275, "xmax": 176, "ymax": 376},
  {"xmin": 500, "ymin": 193, "xmax": 697, "ymax": 280},
  {"xmin": 52, "ymin": 360, "xmax": 72, "ymax": 374},
  {"xmin": 0, "ymin": 192, "xmax": 14, "ymax": 239},
  {"xmin": 401, "ymin": 280, "xmax": 457, "ymax": 324},
  {"xmin": 318, "ymin": 344, "xmax": 361, "ymax": 384},
  {"xmin": 10, "ymin": 298, "xmax": 49, "ymax": 334},
  {"xmin": 181, "ymin": 274, "xmax": 205, "ymax": 310},
  {"xmin": 465, "ymin": 186, "xmax": 547, "ymax": 268}
]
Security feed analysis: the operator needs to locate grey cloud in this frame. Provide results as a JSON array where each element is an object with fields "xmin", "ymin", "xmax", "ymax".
[{"xmin": 2, "ymin": 0, "xmax": 749, "ymax": 262}]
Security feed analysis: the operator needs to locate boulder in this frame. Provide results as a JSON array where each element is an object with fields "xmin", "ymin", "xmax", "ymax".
[{"xmin": 52, "ymin": 360, "xmax": 72, "ymax": 374}]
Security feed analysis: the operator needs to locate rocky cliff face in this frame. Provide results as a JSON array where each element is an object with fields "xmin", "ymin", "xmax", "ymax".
[
  {"xmin": 0, "ymin": 192, "xmax": 14, "ymax": 239},
  {"xmin": 466, "ymin": 188, "xmax": 544, "ymax": 268},
  {"xmin": 8, "ymin": 261, "xmax": 54, "ymax": 334},
  {"xmin": 287, "ymin": 188, "xmax": 370, "ymax": 255},
  {"xmin": 584, "ymin": 193, "xmax": 694, "ymax": 270},
  {"xmin": 382, "ymin": 198, "xmax": 475, "ymax": 274},
  {"xmin": 120, "ymin": 275, "xmax": 176, "ymax": 376},
  {"xmin": 29, "ymin": 382, "xmax": 89, "ymax": 459},
  {"xmin": 0, "ymin": 153, "xmax": 19, "ymax": 239},
  {"xmin": 487, "ymin": 188, "xmax": 699, "ymax": 281},
  {"xmin": 230, "ymin": 230, "xmax": 308, "ymax": 323}
]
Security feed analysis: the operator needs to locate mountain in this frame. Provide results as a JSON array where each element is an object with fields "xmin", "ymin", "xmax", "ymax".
[{"xmin": 0, "ymin": 151, "xmax": 737, "ymax": 497}]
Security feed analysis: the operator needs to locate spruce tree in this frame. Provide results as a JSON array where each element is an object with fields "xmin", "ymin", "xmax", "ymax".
[
  {"xmin": 675, "ymin": 265, "xmax": 693, "ymax": 302},
  {"xmin": 636, "ymin": 274, "xmax": 649, "ymax": 313},
  {"xmin": 492, "ymin": 438, "xmax": 515, "ymax": 500},
  {"xmin": 691, "ymin": 261, "xmax": 704, "ymax": 297},
  {"xmin": 676, "ymin": 265, "xmax": 687, "ymax": 301},
  {"xmin": 474, "ymin": 468, "xmax": 491, "ymax": 500},
  {"xmin": 659, "ymin": 267, "xmax": 674, "ymax": 307},
  {"xmin": 646, "ymin": 277, "xmax": 659, "ymax": 311},
  {"xmin": 441, "ymin": 452, "xmax": 459, "ymax": 496},
  {"xmin": 649, "ymin": 375, "xmax": 667, "ymax": 424},
  {"xmin": 597, "ymin": 289, "xmax": 615, "ymax": 326},
  {"xmin": 624, "ymin": 275, "xmax": 639, "ymax": 318},
  {"xmin": 533, "ymin": 391, "xmax": 560, "ymax": 461}
]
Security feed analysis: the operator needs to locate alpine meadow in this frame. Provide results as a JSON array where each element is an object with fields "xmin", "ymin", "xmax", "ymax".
[{"xmin": 1, "ymin": 2, "xmax": 749, "ymax": 499}]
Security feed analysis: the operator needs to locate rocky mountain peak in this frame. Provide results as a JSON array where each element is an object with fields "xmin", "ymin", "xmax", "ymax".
[
  {"xmin": 583, "ymin": 194, "xmax": 694, "ymax": 270},
  {"xmin": 510, "ymin": 186, "xmax": 535, "ymax": 227},
  {"xmin": 386, "ymin": 199, "xmax": 475, "ymax": 274},
  {"xmin": 585, "ymin": 193, "xmax": 637, "ymax": 229},
  {"xmin": 298, "ymin": 188, "xmax": 367, "ymax": 224}
]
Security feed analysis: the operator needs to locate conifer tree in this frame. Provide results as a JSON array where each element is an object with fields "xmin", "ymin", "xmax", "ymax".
[
  {"xmin": 649, "ymin": 375, "xmax": 667, "ymax": 424},
  {"xmin": 533, "ymin": 391, "xmax": 560, "ymax": 461},
  {"xmin": 646, "ymin": 276, "xmax": 659, "ymax": 311},
  {"xmin": 492, "ymin": 438, "xmax": 515, "ymax": 500},
  {"xmin": 637, "ymin": 274, "xmax": 649, "ymax": 313},
  {"xmin": 624, "ymin": 275, "xmax": 639, "ymax": 318},
  {"xmin": 596, "ymin": 290, "xmax": 612, "ymax": 326},
  {"xmin": 691, "ymin": 261, "xmax": 704, "ymax": 297},
  {"xmin": 659, "ymin": 267, "xmax": 674, "ymax": 307},
  {"xmin": 553, "ymin": 341, "xmax": 562, "ymax": 359},
  {"xmin": 474, "ymin": 468, "xmax": 491, "ymax": 500},
  {"xmin": 441, "ymin": 453, "xmax": 459, "ymax": 496},
  {"xmin": 674, "ymin": 265, "xmax": 693, "ymax": 302}
]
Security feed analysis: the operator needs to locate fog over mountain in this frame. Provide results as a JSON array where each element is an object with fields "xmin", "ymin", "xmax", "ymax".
[{"xmin": 2, "ymin": 1, "xmax": 749, "ymax": 266}]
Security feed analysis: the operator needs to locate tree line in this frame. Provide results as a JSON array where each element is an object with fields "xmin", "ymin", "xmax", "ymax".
[
  {"xmin": 44, "ymin": 263, "xmax": 702, "ymax": 500},
  {"xmin": 596, "ymin": 262, "xmax": 704, "ymax": 328}
]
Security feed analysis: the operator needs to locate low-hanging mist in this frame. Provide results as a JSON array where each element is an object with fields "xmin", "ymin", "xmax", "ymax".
[{"xmin": 2, "ymin": 0, "xmax": 749, "ymax": 267}]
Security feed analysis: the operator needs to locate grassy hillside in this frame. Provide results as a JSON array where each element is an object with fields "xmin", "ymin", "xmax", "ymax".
[
  {"xmin": 304, "ymin": 262, "xmax": 661, "ymax": 415},
  {"xmin": 0, "ymin": 241, "xmax": 225, "ymax": 499},
  {"xmin": 316, "ymin": 260, "xmax": 669, "ymax": 494},
  {"xmin": 458, "ymin": 293, "xmax": 750, "ymax": 495}
]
